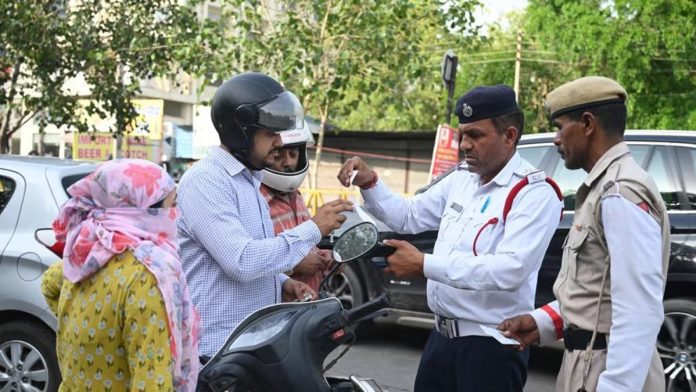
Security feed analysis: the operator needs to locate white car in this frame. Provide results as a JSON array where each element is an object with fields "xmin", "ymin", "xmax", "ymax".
[{"xmin": 0, "ymin": 155, "xmax": 96, "ymax": 392}]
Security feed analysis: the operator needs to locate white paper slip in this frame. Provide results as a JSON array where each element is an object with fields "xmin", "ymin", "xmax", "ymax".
[
  {"xmin": 479, "ymin": 325, "xmax": 520, "ymax": 345},
  {"xmin": 349, "ymin": 170, "xmax": 358, "ymax": 186}
]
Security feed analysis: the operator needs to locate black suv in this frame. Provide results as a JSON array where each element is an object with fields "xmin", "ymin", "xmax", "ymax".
[{"xmin": 327, "ymin": 130, "xmax": 696, "ymax": 390}]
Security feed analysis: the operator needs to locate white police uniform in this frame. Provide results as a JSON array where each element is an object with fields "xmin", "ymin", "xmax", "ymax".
[
  {"xmin": 360, "ymin": 84, "xmax": 563, "ymax": 392},
  {"xmin": 363, "ymin": 153, "xmax": 563, "ymax": 334}
]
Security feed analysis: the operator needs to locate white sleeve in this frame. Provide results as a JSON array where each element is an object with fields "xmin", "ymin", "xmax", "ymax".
[
  {"xmin": 597, "ymin": 195, "xmax": 665, "ymax": 392},
  {"xmin": 361, "ymin": 173, "xmax": 456, "ymax": 234},
  {"xmin": 423, "ymin": 183, "xmax": 562, "ymax": 291},
  {"xmin": 530, "ymin": 301, "xmax": 564, "ymax": 346}
]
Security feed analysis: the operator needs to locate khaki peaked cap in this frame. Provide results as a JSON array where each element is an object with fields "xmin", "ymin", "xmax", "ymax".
[{"xmin": 545, "ymin": 76, "xmax": 627, "ymax": 119}]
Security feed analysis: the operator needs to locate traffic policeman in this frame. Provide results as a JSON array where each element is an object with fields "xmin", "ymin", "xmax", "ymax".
[
  {"xmin": 498, "ymin": 76, "xmax": 669, "ymax": 392},
  {"xmin": 338, "ymin": 85, "xmax": 564, "ymax": 392}
]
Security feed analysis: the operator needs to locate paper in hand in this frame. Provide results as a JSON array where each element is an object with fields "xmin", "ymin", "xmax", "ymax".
[
  {"xmin": 479, "ymin": 325, "xmax": 520, "ymax": 345},
  {"xmin": 349, "ymin": 170, "xmax": 358, "ymax": 187}
]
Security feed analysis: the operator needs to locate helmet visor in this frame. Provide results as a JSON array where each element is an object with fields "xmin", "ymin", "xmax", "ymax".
[{"xmin": 256, "ymin": 91, "xmax": 305, "ymax": 132}]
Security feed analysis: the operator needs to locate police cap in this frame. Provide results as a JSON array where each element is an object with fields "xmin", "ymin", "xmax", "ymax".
[
  {"xmin": 455, "ymin": 85, "xmax": 519, "ymax": 124},
  {"xmin": 545, "ymin": 76, "xmax": 627, "ymax": 119}
]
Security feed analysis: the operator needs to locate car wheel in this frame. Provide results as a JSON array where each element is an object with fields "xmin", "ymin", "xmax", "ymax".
[
  {"xmin": 324, "ymin": 264, "xmax": 364, "ymax": 310},
  {"xmin": 658, "ymin": 299, "xmax": 696, "ymax": 392},
  {"xmin": 0, "ymin": 320, "xmax": 61, "ymax": 392}
]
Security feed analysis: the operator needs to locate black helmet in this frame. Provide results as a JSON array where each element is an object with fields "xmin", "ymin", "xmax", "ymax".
[{"xmin": 211, "ymin": 72, "xmax": 305, "ymax": 169}]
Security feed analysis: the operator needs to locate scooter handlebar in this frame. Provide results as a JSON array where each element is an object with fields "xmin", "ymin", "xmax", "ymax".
[{"xmin": 344, "ymin": 293, "xmax": 391, "ymax": 325}]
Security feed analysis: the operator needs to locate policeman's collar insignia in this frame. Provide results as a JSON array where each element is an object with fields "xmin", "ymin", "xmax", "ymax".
[{"xmin": 462, "ymin": 103, "xmax": 473, "ymax": 117}]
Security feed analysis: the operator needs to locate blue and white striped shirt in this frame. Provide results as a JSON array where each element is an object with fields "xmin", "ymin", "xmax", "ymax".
[{"xmin": 177, "ymin": 146, "xmax": 321, "ymax": 356}]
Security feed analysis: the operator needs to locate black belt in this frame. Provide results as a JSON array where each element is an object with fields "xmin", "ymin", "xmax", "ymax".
[{"xmin": 563, "ymin": 328, "xmax": 607, "ymax": 351}]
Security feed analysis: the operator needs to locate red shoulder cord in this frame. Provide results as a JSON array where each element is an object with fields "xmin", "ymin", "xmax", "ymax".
[{"xmin": 472, "ymin": 177, "xmax": 563, "ymax": 256}]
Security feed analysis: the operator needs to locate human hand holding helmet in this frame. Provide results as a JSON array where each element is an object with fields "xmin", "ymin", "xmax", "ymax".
[
  {"xmin": 337, "ymin": 157, "xmax": 376, "ymax": 188},
  {"xmin": 311, "ymin": 199, "xmax": 354, "ymax": 236}
]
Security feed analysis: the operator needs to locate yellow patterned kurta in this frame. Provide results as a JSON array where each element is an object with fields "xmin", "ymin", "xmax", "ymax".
[{"xmin": 42, "ymin": 251, "xmax": 174, "ymax": 391}]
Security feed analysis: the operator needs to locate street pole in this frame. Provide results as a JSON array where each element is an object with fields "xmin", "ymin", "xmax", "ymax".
[
  {"xmin": 441, "ymin": 50, "xmax": 458, "ymax": 124},
  {"xmin": 514, "ymin": 30, "xmax": 522, "ymax": 102}
]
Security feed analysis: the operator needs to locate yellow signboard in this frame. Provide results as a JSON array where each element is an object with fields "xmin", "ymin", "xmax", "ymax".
[
  {"xmin": 72, "ymin": 133, "xmax": 113, "ymax": 161},
  {"xmin": 72, "ymin": 133, "xmax": 155, "ymax": 162},
  {"xmin": 121, "ymin": 135, "xmax": 155, "ymax": 160},
  {"xmin": 75, "ymin": 99, "xmax": 164, "ymax": 140},
  {"xmin": 126, "ymin": 99, "xmax": 165, "ymax": 140}
]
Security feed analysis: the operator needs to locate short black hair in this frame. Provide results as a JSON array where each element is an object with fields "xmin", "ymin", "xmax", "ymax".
[
  {"xmin": 491, "ymin": 108, "xmax": 525, "ymax": 145},
  {"xmin": 564, "ymin": 102, "xmax": 627, "ymax": 137}
]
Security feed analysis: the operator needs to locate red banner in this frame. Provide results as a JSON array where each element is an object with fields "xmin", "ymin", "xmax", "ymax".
[{"xmin": 428, "ymin": 124, "xmax": 461, "ymax": 183}]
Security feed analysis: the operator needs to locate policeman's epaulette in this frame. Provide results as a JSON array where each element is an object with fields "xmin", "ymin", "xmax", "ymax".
[{"xmin": 602, "ymin": 181, "xmax": 615, "ymax": 193}]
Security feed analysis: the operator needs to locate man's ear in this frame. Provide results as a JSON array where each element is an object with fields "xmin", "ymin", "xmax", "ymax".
[
  {"xmin": 505, "ymin": 126, "xmax": 519, "ymax": 146},
  {"xmin": 582, "ymin": 112, "xmax": 597, "ymax": 138}
]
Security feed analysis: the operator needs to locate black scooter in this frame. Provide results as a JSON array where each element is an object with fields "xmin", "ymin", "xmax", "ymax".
[{"xmin": 196, "ymin": 221, "xmax": 393, "ymax": 392}]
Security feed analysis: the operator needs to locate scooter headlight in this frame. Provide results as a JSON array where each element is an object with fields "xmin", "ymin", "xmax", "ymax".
[{"xmin": 226, "ymin": 311, "xmax": 297, "ymax": 352}]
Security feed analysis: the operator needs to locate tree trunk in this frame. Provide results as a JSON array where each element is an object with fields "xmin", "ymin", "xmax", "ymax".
[
  {"xmin": 1, "ymin": 61, "xmax": 23, "ymax": 154},
  {"xmin": 37, "ymin": 129, "xmax": 45, "ymax": 156},
  {"xmin": 0, "ymin": 133, "xmax": 10, "ymax": 154},
  {"xmin": 114, "ymin": 132, "xmax": 123, "ymax": 159}
]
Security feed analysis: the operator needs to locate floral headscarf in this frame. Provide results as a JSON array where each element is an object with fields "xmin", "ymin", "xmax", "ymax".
[{"xmin": 52, "ymin": 159, "xmax": 200, "ymax": 391}]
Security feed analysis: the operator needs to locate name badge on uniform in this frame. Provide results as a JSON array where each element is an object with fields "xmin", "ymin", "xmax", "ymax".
[
  {"xmin": 449, "ymin": 202, "xmax": 463, "ymax": 213},
  {"xmin": 527, "ymin": 170, "xmax": 545, "ymax": 184}
]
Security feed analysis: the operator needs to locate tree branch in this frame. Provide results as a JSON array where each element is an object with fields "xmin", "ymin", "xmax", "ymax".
[
  {"xmin": 1, "ymin": 60, "xmax": 24, "ymax": 140},
  {"xmin": 319, "ymin": 0, "xmax": 333, "ymax": 41},
  {"xmin": 261, "ymin": 1, "xmax": 278, "ymax": 34},
  {"xmin": 14, "ymin": 110, "xmax": 40, "ymax": 134}
]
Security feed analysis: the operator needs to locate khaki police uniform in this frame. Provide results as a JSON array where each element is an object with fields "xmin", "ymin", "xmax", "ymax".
[
  {"xmin": 529, "ymin": 76, "xmax": 669, "ymax": 392},
  {"xmin": 553, "ymin": 143, "xmax": 668, "ymax": 391}
]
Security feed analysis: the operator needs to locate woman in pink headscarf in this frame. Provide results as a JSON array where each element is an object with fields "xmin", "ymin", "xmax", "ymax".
[{"xmin": 41, "ymin": 159, "xmax": 200, "ymax": 392}]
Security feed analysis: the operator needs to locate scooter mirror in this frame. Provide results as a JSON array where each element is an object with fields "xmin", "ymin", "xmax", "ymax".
[{"xmin": 332, "ymin": 222, "xmax": 379, "ymax": 263}]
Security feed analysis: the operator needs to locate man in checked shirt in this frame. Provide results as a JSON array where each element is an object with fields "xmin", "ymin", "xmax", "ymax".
[
  {"xmin": 260, "ymin": 124, "xmax": 334, "ymax": 292},
  {"xmin": 177, "ymin": 73, "xmax": 352, "ymax": 362}
]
